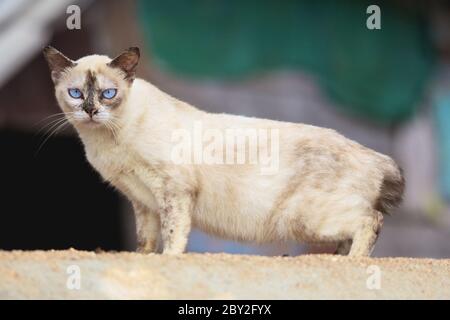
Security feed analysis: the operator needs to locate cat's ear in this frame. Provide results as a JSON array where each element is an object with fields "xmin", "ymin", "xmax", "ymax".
[
  {"xmin": 107, "ymin": 47, "xmax": 140, "ymax": 82},
  {"xmin": 43, "ymin": 46, "xmax": 76, "ymax": 84}
]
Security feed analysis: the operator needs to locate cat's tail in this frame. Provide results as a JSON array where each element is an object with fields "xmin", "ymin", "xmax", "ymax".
[{"xmin": 374, "ymin": 159, "xmax": 405, "ymax": 215}]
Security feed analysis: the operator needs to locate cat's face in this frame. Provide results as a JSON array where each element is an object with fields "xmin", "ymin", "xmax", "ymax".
[{"xmin": 43, "ymin": 46, "xmax": 140, "ymax": 127}]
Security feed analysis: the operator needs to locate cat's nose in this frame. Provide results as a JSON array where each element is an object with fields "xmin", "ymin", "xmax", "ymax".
[{"xmin": 85, "ymin": 109, "xmax": 99, "ymax": 117}]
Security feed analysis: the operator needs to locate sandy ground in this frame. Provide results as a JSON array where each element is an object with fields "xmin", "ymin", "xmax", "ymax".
[{"xmin": 0, "ymin": 249, "xmax": 449, "ymax": 299}]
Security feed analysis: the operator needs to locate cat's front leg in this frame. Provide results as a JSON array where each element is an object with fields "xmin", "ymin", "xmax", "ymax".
[
  {"xmin": 133, "ymin": 201, "xmax": 160, "ymax": 253},
  {"xmin": 158, "ymin": 192, "xmax": 193, "ymax": 255}
]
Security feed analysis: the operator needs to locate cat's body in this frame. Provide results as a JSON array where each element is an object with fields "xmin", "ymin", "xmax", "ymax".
[{"xmin": 44, "ymin": 47, "xmax": 404, "ymax": 256}]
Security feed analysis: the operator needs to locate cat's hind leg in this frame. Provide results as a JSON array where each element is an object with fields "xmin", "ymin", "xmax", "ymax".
[
  {"xmin": 348, "ymin": 211, "xmax": 383, "ymax": 257},
  {"xmin": 334, "ymin": 239, "xmax": 352, "ymax": 255}
]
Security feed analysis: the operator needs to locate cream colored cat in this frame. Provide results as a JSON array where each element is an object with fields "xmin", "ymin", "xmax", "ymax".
[{"xmin": 43, "ymin": 46, "xmax": 404, "ymax": 256}]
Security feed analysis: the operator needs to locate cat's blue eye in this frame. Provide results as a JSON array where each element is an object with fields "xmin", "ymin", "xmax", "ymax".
[
  {"xmin": 68, "ymin": 88, "xmax": 83, "ymax": 99},
  {"xmin": 102, "ymin": 88, "xmax": 117, "ymax": 99}
]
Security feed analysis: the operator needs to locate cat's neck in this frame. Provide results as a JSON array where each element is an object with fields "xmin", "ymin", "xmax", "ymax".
[{"xmin": 74, "ymin": 125, "xmax": 119, "ymax": 157}]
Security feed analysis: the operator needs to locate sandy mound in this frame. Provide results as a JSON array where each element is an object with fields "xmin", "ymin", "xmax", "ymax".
[{"xmin": 0, "ymin": 250, "xmax": 449, "ymax": 299}]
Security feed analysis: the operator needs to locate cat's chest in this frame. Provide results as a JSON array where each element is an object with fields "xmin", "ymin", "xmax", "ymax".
[
  {"xmin": 84, "ymin": 143, "xmax": 158, "ymax": 207},
  {"xmin": 85, "ymin": 143, "xmax": 131, "ymax": 182}
]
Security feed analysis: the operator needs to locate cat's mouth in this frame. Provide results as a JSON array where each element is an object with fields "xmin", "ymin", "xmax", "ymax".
[{"xmin": 75, "ymin": 116, "xmax": 106, "ymax": 127}]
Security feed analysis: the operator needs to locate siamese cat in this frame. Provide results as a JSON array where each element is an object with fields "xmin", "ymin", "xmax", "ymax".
[{"xmin": 43, "ymin": 46, "xmax": 404, "ymax": 256}]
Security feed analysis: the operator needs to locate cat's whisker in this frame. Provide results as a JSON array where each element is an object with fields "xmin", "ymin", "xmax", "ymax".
[
  {"xmin": 35, "ymin": 111, "xmax": 69, "ymax": 122},
  {"xmin": 36, "ymin": 112, "xmax": 76, "ymax": 135},
  {"xmin": 37, "ymin": 118, "xmax": 66, "ymax": 135},
  {"xmin": 108, "ymin": 115, "xmax": 122, "ymax": 127},
  {"xmin": 38, "ymin": 116, "xmax": 69, "ymax": 138},
  {"xmin": 103, "ymin": 121, "xmax": 112, "ymax": 138},
  {"xmin": 34, "ymin": 112, "xmax": 75, "ymax": 128},
  {"xmin": 40, "ymin": 117, "xmax": 70, "ymax": 141},
  {"xmin": 35, "ymin": 120, "xmax": 69, "ymax": 155},
  {"xmin": 105, "ymin": 120, "xmax": 119, "ymax": 143},
  {"xmin": 54, "ymin": 120, "xmax": 71, "ymax": 136},
  {"xmin": 35, "ymin": 116, "xmax": 73, "ymax": 156},
  {"xmin": 108, "ymin": 118, "xmax": 121, "ymax": 133}
]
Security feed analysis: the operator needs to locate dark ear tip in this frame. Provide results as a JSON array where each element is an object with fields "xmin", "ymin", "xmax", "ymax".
[
  {"xmin": 128, "ymin": 47, "xmax": 140, "ymax": 57},
  {"xmin": 43, "ymin": 45, "xmax": 57, "ymax": 55}
]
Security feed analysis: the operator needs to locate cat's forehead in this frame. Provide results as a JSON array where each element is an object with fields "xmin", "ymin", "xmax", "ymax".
[
  {"xmin": 64, "ymin": 55, "xmax": 121, "ymax": 88},
  {"xmin": 75, "ymin": 54, "xmax": 111, "ymax": 67}
]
